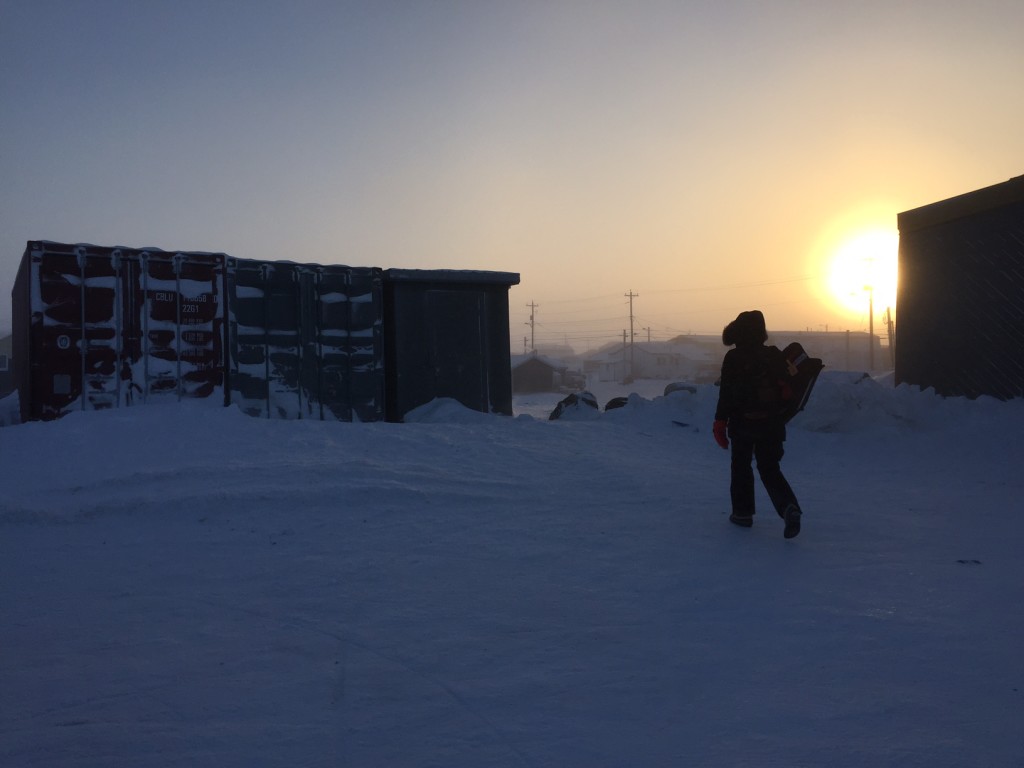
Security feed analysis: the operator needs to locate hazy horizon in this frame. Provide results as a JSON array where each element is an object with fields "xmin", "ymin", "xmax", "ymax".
[{"xmin": 3, "ymin": 1, "xmax": 1022, "ymax": 345}]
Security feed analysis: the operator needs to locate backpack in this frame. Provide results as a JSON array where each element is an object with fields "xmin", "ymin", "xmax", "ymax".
[{"xmin": 777, "ymin": 342, "xmax": 825, "ymax": 423}]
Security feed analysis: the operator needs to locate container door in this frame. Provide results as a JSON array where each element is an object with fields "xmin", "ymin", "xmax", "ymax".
[
  {"xmin": 134, "ymin": 252, "xmax": 224, "ymax": 404},
  {"xmin": 226, "ymin": 260, "xmax": 384, "ymax": 421},
  {"xmin": 317, "ymin": 266, "xmax": 384, "ymax": 422},
  {"xmin": 426, "ymin": 289, "xmax": 488, "ymax": 412},
  {"xmin": 24, "ymin": 245, "xmax": 125, "ymax": 417},
  {"xmin": 226, "ymin": 261, "xmax": 303, "ymax": 419},
  {"xmin": 344, "ymin": 268, "xmax": 385, "ymax": 422},
  {"xmin": 263, "ymin": 264, "xmax": 302, "ymax": 418}
]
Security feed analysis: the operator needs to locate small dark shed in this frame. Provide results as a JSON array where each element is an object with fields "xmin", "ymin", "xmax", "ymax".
[
  {"xmin": 896, "ymin": 175, "xmax": 1024, "ymax": 399},
  {"xmin": 382, "ymin": 269, "xmax": 520, "ymax": 421},
  {"xmin": 511, "ymin": 353, "xmax": 564, "ymax": 393}
]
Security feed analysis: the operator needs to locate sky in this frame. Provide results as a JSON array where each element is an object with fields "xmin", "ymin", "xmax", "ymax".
[
  {"xmin": 2, "ymin": 0, "xmax": 1023, "ymax": 348},
  {"xmin": 3, "ymin": 376, "xmax": 1024, "ymax": 765}
]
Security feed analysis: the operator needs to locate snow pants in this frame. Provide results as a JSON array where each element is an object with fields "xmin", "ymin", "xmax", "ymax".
[{"xmin": 729, "ymin": 426, "xmax": 799, "ymax": 518}]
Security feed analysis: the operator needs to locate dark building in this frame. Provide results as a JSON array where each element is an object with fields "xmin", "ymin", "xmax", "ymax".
[
  {"xmin": 0, "ymin": 333, "xmax": 13, "ymax": 399},
  {"xmin": 896, "ymin": 175, "xmax": 1024, "ymax": 399},
  {"xmin": 511, "ymin": 353, "xmax": 565, "ymax": 393},
  {"xmin": 382, "ymin": 269, "xmax": 519, "ymax": 421},
  {"xmin": 11, "ymin": 241, "xmax": 519, "ymax": 422}
]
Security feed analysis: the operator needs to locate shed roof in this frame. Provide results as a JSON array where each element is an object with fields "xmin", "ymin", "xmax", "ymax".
[
  {"xmin": 898, "ymin": 174, "xmax": 1024, "ymax": 234},
  {"xmin": 383, "ymin": 268, "xmax": 520, "ymax": 286},
  {"xmin": 511, "ymin": 353, "xmax": 566, "ymax": 371}
]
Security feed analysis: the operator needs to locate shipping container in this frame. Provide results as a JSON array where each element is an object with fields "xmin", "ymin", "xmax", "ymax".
[
  {"xmin": 12, "ymin": 241, "xmax": 226, "ymax": 422},
  {"xmin": 12, "ymin": 242, "xmax": 520, "ymax": 423},
  {"xmin": 226, "ymin": 258, "xmax": 384, "ymax": 421},
  {"xmin": 382, "ymin": 269, "xmax": 520, "ymax": 421},
  {"xmin": 896, "ymin": 175, "xmax": 1024, "ymax": 399}
]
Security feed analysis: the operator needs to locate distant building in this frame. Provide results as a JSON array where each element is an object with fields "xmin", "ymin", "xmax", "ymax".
[
  {"xmin": 581, "ymin": 332, "xmax": 882, "ymax": 385},
  {"xmin": 511, "ymin": 353, "xmax": 582, "ymax": 393},
  {"xmin": 533, "ymin": 343, "xmax": 578, "ymax": 365},
  {"xmin": 896, "ymin": 175, "xmax": 1024, "ymax": 399}
]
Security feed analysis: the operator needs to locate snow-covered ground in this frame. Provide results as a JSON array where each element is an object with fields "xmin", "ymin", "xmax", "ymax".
[{"xmin": 2, "ymin": 374, "xmax": 1023, "ymax": 767}]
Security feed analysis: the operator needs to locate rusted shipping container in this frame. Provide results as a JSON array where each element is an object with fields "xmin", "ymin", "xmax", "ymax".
[
  {"xmin": 226, "ymin": 258, "xmax": 384, "ymax": 421},
  {"xmin": 12, "ymin": 241, "xmax": 226, "ymax": 422}
]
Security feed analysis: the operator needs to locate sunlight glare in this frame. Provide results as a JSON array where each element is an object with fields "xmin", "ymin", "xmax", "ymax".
[{"xmin": 826, "ymin": 229, "xmax": 899, "ymax": 315}]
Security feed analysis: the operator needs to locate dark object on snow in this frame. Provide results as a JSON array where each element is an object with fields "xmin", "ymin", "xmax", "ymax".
[
  {"xmin": 664, "ymin": 382, "xmax": 697, "ymax": 396},
  {"xmin": 779, "ymin": 342, "xmax": 824, "ymax": 424},
  {"xmin": 548, "ymin": 390, "xmax": 598, "ymax": 420},
  {"xmin": 604, "ymin": 396, "xmax": 629, "ymax": 411}
]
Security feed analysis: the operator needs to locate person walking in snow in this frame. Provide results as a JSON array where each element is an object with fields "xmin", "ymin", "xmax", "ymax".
[{"xmin": 712, "ymin": 310, "xmax": 803, "ymax": 538}]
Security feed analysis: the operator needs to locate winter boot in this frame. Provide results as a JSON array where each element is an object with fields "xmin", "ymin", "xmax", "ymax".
[
  {"xmin": 729, "ymin": 512, "xmax": 754, "ymax": 528},
  {"xmin": 783, "ymin": 504, "xmax": 802, "ymax": 539}
]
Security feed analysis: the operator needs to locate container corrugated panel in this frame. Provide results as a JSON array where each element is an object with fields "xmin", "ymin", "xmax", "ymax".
[
  {"xmin": 13, "ymin": 241, "xmax": 226, "ymax": 421},
  {"xmin": 896, "ymin": 179, "xmax": 1024, "ymax": 399},
  {"xmin": 226, "ymin": 259, "xmax": 384, "ymax": 421}
]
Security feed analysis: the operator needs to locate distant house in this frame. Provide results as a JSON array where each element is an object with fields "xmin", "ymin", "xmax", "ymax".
[
  {"xmin": 582, "ymin": 345, "xmax": 627, "ymax": 383},
  {"xmin": 511, "ymin": 353, "xmax": 579, "ymax": 393},
  {"xmin": 583, "ymin": 338, "xmax": 720, "ymax": 383},
  {"xmin": 896, "ymin": 175, "xmax": 1024, "ymax": 398}
]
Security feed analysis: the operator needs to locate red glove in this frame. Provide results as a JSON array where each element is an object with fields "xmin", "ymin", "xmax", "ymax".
[{"xmin": 713, "ymin": 419, "xmax": 729, "ymax": 450}]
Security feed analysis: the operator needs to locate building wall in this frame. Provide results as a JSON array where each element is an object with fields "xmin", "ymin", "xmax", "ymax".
[
  {"xmin": 897, "ymin": 176, "xmax": 1024, "ymax": 399},
  {"xmin": 0, "ymin": 334, "xmax": 13, "ymax": 398}
]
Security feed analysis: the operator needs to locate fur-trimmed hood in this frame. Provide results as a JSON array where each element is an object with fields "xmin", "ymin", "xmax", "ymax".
[{"xmin": 722, "ymin": 310, "xmax": 767, "ymax": 347}]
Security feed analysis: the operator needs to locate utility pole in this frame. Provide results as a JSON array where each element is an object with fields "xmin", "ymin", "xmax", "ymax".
[
  {"xmin": 643, "ymin": 326, "xmax": 651, "ymax": 342},
  {"xmin": 622, "ymin": 330, "xmax": 628, "ymax": 381},
  {"xmin": 866, "ymin": 285, "xmax": 874, "ymax": 371},
  {"xmin": 526, "ymin": 301, "xmax": 538, "ymax": 352},
  {"xmin": 625, "ymin": 290, "xmax": 638, "ymax": 379},
  {"xmin": 884, "ymin": 307, "xmax": 895, "ymax": 368}
]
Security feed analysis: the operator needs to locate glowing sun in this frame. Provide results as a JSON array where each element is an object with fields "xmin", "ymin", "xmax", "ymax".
[{"xmin": 826, "ymin": 229, "xmax": 899, "ymax": 316}]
